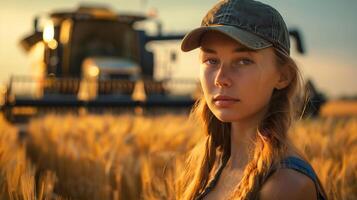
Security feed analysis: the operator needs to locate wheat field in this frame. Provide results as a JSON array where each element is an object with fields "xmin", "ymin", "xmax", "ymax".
[{"xmin": 0, "ymin": 113, "xmax": 356, "ymax": 200}]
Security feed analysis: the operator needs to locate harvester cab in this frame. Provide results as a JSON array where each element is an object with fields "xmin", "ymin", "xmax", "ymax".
[{"xmin": 21, "ymin": 5, "xmax": 189, "ymax": 98}]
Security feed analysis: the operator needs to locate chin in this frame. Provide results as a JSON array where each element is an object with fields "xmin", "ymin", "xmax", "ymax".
[
  {"xmin": 206, "ymin": 103, "xmax": 242, "ymax": 122},
  {"xmin": 212, "ymin": 110, "xmax": 242, "ymax": 122}
]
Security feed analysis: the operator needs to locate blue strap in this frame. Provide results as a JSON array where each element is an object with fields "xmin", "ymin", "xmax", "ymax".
[
  {"xmin": 280, "ymin": 156, "xmax": 326, "ymax": 200},
  {"xmin": 280, "ymin": 156, "xmax": 318, "ymax": 182},
  {"xmin": 196, "ymin": 156, "xmax": 326, "ymax": 200}
]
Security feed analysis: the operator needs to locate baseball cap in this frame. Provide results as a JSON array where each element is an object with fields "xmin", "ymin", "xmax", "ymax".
[{"xmin": 181, "ymin": 0, "xmax": 290, "ymax": 56}]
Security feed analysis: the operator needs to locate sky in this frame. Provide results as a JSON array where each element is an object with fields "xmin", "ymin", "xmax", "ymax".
[{"xmin": 1, "ymin": 0, "xmax": 357, "ymax": 98}]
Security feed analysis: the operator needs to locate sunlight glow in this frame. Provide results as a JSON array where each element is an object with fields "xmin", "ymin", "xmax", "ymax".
[
  {"xmin": 43, "ymin": 20, "xmax": 54, "ymax": 43},
  {"xmin": 88, "ymin": 65, "xmax": 100, "ymax": 77}
]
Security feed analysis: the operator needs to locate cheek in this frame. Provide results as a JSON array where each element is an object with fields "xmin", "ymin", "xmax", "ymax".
[
  {"xmin": 199, "ymin": 66, "xmax": 205, "ymax": 85},
  {"xmin": 247, "ymin": 85, "xmax": 274, "ymax": 109},
  {"xmin": 237, "ymin": 69, "xmax": 276, "ymax": 112},
  {"xmin": 199, "ymin": 66, "xmax": 214, "ymax": 95},
  {"xmin": 241, "ymin": 76, "xmax": 275, "ymax": 99}
]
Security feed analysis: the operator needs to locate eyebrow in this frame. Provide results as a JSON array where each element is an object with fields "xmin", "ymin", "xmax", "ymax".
[{"xmin": 200, "ymin": 47, "xmax": 256, "ymax": 54}]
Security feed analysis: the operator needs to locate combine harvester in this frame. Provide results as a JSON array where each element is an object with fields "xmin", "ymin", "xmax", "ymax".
[{"xmin": 0, "ymin": 5, "xmax": 309, "ymax": 122}]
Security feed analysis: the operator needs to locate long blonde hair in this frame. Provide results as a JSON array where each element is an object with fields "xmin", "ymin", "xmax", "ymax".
[{"xmin": 176, "ymin": 48, "xmax": 323, "ymax": 200}]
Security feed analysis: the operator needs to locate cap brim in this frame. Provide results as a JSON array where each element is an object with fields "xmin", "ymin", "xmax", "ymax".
[{"xmin": 181, "ymin": 25, "xmax": 272, "ymax": 52}]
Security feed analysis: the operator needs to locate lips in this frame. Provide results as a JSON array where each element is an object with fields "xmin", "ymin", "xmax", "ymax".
[{"xmin": 213, "ymin": 95, "xmax": 240, "ymax": 107}]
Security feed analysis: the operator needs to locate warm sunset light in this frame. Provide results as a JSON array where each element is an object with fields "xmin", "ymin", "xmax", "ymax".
[
  {"xmin": 88, "ymin": 65, "xmax": 100, "ymax": 77},
  {"xmin": 43, "ymin": 20, "xmax": 54, "ymax": 43},
  {"xmin": 0, "ymin": 1, "xmax": 356, "ymax": 200},
  {"xmin": 47, "ymin": 39, "xmax": 58, "ymax": 49}
]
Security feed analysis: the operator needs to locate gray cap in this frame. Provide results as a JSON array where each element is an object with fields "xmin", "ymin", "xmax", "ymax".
[{"xmin": 181, "ymin": 0, "xmax": 290, "ymax": 56}]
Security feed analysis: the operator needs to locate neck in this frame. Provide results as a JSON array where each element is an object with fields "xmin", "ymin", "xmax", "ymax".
[
  {"xmin": 227, "ymin": 121, "xmax": 257, "ymax": 169},
  {"xmin": 228, "ymin": 108, "xmax": 268, "ymax": 170}
]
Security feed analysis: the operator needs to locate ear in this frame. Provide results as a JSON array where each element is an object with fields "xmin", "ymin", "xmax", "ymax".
[{"xmin": 275, "ymin": 64, "xmax": 292, "ymax": 90}]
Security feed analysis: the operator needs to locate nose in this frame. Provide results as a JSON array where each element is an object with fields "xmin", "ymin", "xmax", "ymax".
[{"xmin": 214, "ymin": 64, "xmax": 232, "ymax": 88}]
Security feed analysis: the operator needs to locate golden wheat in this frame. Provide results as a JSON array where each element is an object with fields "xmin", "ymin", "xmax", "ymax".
[
  {"xmin": 0, "ymin": 114, "xmax": 64, "ymax": 200},
  {"xmin": 291, "ymin": 118, "xmax": 357, "ymax": 200},
  {"xmin": 1, "ymin": 113, "xmax": 356, "ymax": 200},
  {"xmin": 25, "ymin": 113, "xmax": 202, "ymax": 200}
]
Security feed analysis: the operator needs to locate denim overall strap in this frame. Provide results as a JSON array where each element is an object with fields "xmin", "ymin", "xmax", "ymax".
[{"xmin": 280, "ymin": 156, "xmax": 326, "ymax": 200}]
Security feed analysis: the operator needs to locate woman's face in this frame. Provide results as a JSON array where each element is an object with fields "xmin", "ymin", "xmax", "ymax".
[{"xmin": 199, "ymin": 31, "xmax": 283, "ymax": 123}]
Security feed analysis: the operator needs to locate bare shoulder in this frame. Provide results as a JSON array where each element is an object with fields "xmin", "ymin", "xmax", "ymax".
[{"xmin": 259, "ymin": 168, "xmax": 317, "ymax": 200}]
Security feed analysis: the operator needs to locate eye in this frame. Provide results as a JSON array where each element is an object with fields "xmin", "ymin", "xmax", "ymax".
[
  {"xmin": 232, "ymin": 58, "xmax": 254, "ymax": 67},
  {"xmin": 203, "ymin": 58, "xmax": 220, "ymax": 66}
]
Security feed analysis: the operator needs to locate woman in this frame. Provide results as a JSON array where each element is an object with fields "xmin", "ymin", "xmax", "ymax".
[{"xmin": 177, "ymin": 0, "xmax": 327, "ymax": 199}]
